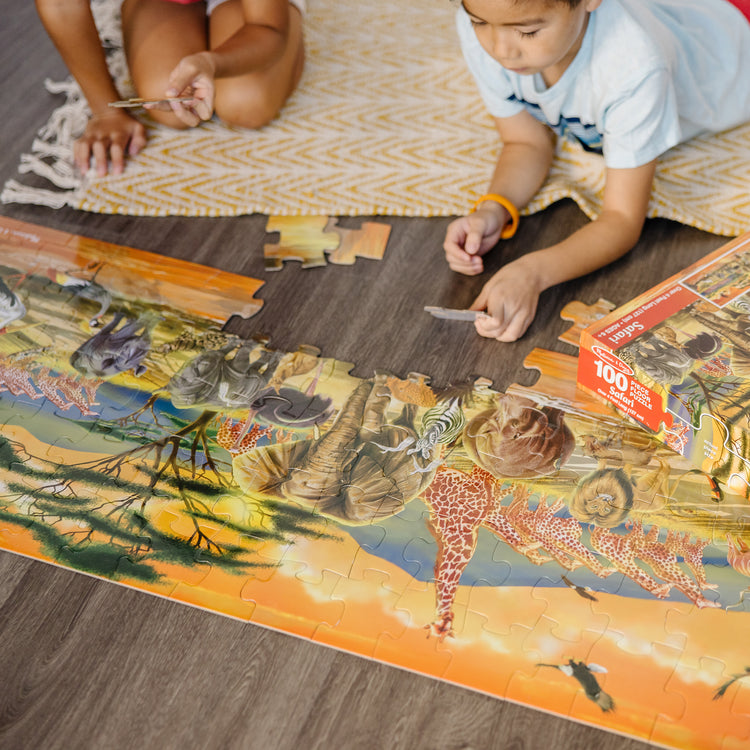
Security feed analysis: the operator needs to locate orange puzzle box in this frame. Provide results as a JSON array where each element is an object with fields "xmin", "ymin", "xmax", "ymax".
[{"xmin": 578, "ymin": 231, "xmax": 750, "ymax": 495}]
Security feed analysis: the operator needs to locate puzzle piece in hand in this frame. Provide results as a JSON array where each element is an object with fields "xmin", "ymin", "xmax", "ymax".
[
  {"xmin": 558, "ymin": 298, "xmax": 616, "ymax": 348},
  {"xmin": 263, "ymin": 215, "xmax": 391, "ymax": 270}
]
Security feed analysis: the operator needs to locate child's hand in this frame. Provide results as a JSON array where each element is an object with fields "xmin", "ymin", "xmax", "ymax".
[
  {"xmin": 470, "ymin": 257, "xmax": 542, "ymax": 342},
  {"xmin": 73, "ymin": 110, "xmax": 147, "ymax": 177},
  {"xmin": 157, "ymin": 52, "xmax": 216, "ymax": 127},
  {"xmin": 443, "ymin": 206, "xmax": 508, "ymax": 276}
]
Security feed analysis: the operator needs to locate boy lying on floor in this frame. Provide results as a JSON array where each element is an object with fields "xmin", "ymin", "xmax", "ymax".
[{"xmin": 444, "ymin": 0, "xmax": 750, "ymax": 341}]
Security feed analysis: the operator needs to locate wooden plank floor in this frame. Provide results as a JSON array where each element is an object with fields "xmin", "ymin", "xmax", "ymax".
[{"xmin": 0, "ymin": 5, "xmax": 730, "ymax": 749}]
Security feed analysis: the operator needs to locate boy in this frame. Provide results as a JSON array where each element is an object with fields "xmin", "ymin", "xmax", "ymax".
[
  {"xmin": 36, "ymin": 0, "xmax": 305, "ymax": 177},
  {"xmin": 444, "ymin": 0, "xmax": 750, "ymax": 342}
]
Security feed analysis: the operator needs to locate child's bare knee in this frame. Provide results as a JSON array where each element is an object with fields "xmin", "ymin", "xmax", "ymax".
[
  {"xmin": 214, "ymin": 86, "xmax": 283, "ymax": 130},
  {"xmin": 146, "ymin": 110, "xmax": 193, "ymax": 130}
]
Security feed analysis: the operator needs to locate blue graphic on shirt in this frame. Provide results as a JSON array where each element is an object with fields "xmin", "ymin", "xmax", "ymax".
[{"xmin": 509, "ymin": 94, "xmax": 603, "ymax": 154}]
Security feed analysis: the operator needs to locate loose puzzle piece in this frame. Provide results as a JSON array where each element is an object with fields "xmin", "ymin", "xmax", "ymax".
[
  {"xmin": 4, "ymin": 216, "xmax": 750, "ymax": 750},
  {"xmin": 263, "ymin": 215, "xmax": 391, "ymax": 270},
  {"xmin": 323, "ymin": 217, "xmax": 392, "ymax": 265},
  {"xmin": 263, "ymin": 216, "xmax": 338, "ymax": 269},
  {"xmin": 0, "ymin": 216, "xmax": 263, "ymax": 322},
  {"xmin": 558, "ymin": 297, "xmax": 616, "ymax": 347}
]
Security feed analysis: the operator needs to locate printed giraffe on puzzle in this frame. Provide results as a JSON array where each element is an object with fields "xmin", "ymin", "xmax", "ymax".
[{"xmin": 421, "ymin": 466, "xmax": 616, "ymax": 639}]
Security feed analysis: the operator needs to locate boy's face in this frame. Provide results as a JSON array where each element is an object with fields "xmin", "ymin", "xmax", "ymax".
[{"xmin": 462, "ymin": 0, "xmax": 601, "ymax": 83}]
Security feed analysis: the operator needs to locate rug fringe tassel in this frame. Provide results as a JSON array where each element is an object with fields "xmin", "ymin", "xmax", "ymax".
[
  {"xmin": 1, "ymin": 77, "xmax": 85, "ymax": 207},
  {"xmin": 0, "ymin": 180, "xmax": 72, "ymax": 209},
  {"xmin": 19, "ymin": 153, "xmax": 79, "ymax": 190}
]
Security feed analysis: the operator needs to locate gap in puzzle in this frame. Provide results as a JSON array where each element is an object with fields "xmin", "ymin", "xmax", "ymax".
[{"xmin": 1, "ymin": 216, "xmax": 749, "ymax": 749}]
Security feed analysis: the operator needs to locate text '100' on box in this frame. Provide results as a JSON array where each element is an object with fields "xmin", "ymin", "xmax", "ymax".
[{"xmin": 578, "ymin": 232, "xmax": 750, "ymax": 495}]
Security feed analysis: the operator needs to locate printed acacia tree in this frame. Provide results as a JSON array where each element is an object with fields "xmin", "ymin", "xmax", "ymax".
[
  {"xmin": 0, "ymin": 261, "xmax": 341, "ymax": 582},
  {"xmin": 0, "ymin": 417, "xmax": 339, "ymax": 584}
]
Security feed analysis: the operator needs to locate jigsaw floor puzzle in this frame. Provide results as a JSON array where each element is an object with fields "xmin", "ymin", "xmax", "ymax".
[{"xmin": 1, "ymin": 217, "xmax": 750, "ymax": 749}]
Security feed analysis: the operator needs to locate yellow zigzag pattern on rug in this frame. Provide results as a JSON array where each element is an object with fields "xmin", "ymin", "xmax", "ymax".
[{"xmin": 2, "ymin": 0, "xmax": 749, "ymax": 232}]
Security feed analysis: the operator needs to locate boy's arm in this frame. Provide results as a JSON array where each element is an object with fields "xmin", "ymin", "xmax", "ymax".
[
  {"xmin": 514, "ymin": 159, "xmax": 656, "ymax": 287},
  {"xmin": 444, "ymin": 111, "xmax": 555, "ymax": 275},
  {"xmin": 35, "ymin": 0, "xmax": 146, "ymax": 175},
  {"xmin": 472, "ymin": 159, "xmax": 657, "ymax": 341}
]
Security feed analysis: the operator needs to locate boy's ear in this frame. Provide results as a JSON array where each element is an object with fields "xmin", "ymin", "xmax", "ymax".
[{"xmin": 584, "ymin": 0, "xmax": 603, "ymax": 11}]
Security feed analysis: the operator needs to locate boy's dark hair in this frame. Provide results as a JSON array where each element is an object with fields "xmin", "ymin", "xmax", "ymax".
[
  {"xmin": 520, "ymin": 0, "xmax": 585, "ymax": 6},
  {"xmin": 457, "ymin": 0, "xmax": 585, "ymax": 6},
  {"xmin": 456, "ymin": 0, "xmax": 586, "ymax": 11},
  {"xmin": 538, "ymin": 0, "xmax": 585, "ymax": 6}
]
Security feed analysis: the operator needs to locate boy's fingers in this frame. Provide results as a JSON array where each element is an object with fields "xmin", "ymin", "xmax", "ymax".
[
  {"xmin": 475, "ymin": 315, "xmax": 504, "ymax": 339},
  {"xmin": 470, "ymin": 286, "xmax": 489, "ymax": 311},
  {"xmin": 448, "ymin": 253, "xmax": 482, "ymax": 275},
  {"xmin": 496, "ymin": 313, "xmax": 531, "ymax": 342},
  {"xmin": 496, "ymin": 297, "xmax": 536, "ymax": 342},
  {"xmin": 464, "ymin": 226, "xmax": 484, "ymax": 255},
  {"xmin": 443, "ymin": 224, "xmax": 466, "ymax": 251}
]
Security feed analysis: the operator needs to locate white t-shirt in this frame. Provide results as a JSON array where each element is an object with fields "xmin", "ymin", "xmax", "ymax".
[{"xmin": 456, "ymin": 0, "xmax": 750, "ymax": 168}]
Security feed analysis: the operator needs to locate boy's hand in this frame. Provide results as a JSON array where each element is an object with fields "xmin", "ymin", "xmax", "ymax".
[
  {"xmin": 470, "ymin": 257, "xmax": 542, "ymax": 342},
  {"xmin": 155, "ymin": 52, "xmax": 216, "ymax": 127},
  {"xmin": 73, "ymin": 110, "xmax": 147, "ymax": 177},
  {"xmin": 443, "ymin": 205, "xmax": 508, "ymax": 276}
]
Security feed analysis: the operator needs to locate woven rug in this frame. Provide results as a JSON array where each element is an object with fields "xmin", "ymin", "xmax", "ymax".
[{"xmin": 3, "ymin": 0, "xmax": 750, "ymax": 233}]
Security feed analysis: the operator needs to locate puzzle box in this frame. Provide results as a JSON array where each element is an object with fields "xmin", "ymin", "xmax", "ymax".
[{"xmin": 578, "ymin": 231, "xmax": 750, "ymax": 495}]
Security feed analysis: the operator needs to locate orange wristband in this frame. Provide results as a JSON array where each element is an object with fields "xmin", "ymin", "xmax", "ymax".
[{"xmin": 472, "ymin": 193, "xmax": 520, "ymax": 239}]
